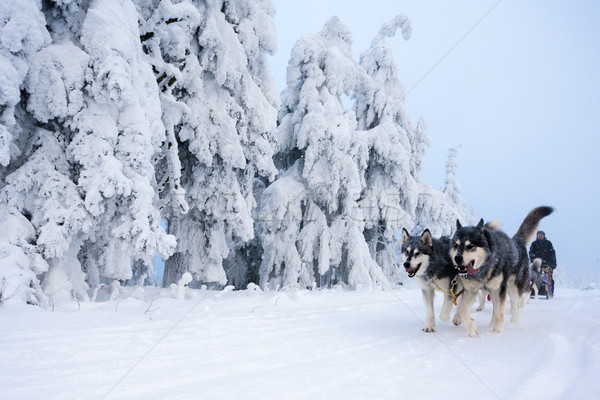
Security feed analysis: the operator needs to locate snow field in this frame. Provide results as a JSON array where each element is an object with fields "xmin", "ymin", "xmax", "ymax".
[{"xmin": 2, "ymin": 285, "xmax": 599, "ymax": 400}]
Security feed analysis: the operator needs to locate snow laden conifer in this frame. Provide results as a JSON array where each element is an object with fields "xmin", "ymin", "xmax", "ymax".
[
  {"xmin": 409, "ymin": 118, "xmax": 429, "ymax": 182},
  {"xmin": 139, "ymin": 0, "xmax": 278, "ymax": 288},
  {"xmin": 1, "ymin": 0, "xmax": 176, "ymax": 306},
  {"xmin": 219, "ymin": 0, "xmax": 280, "ymax": 289},
  {"xmin": 441, "ymin": 145, "xmax": 472, "ymax": 228},
  {"xmin": 0, "ymin": 0, "xmax": 58, "ymax": 306},
  {"xmin": 259, "ymin": 17, "xmax": 386, "ymax": 289},
  {"xmin": 353, "ymin": 16, "xmax": 420, "ymax": 283},
  {"xmin": 68, "ymin": 0, "xmax": 175, "ymax": 287},
  {"xmin": 414, "ymin": 146, "xmax": 473, "ymax": 237}
]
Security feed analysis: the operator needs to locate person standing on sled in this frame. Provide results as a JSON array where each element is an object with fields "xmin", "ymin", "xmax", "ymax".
[{"xmin": 529, "ymin": 230, "xmax": 557, "ymax": 297}]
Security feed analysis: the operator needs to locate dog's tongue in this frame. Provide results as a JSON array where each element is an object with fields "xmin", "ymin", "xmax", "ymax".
[{"xmin": 467, "ymin": 261, "xmax": 477, "ymax": 275}]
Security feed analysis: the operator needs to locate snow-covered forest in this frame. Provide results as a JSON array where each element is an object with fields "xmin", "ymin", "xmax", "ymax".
[{"xmin": 0, "ymin": 0, "xmax": 473, "ymax": 308}]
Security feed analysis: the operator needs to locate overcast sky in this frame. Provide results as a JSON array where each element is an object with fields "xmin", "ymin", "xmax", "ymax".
[{"xmin": 268, "ymin": 0, "xmax": 600, "ymax": 276}]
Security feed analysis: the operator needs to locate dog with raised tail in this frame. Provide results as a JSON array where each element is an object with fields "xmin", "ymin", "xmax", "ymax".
[{"xmin": 451, "ymin": 206, "xmax": 553, "ymax": 337}]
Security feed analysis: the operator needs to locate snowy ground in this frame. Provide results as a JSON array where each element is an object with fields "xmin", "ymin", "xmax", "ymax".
[{"xmin": 1, "ymin": 283, "xmax": 599, "ymax": 400}]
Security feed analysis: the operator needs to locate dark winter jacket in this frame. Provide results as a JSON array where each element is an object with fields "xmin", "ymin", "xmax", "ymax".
[{"xmin": 529, "ymin": 238, "xmax": 557, "ymax": 269}]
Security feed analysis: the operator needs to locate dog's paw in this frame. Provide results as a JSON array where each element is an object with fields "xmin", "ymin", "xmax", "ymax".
[
  {"xmin": 439, "ymin": 312, "xmax": 450, "ymax": 322},
  {"xmin": 468, "ymin": 326, "xmax": 478, "ymax": 338},
  {"xmin": 465, "ymin": 320, "xmax": 478, "ymax": 337},
  {"xmin": 476, "ymin": 305, "xmax": 484, "ymax": 312},
  {"xmin": 423, "ymin": 326, "xmax": 436, "ymax": 333},
  {"xmin": 453, "ymin": 315, "xmax": 462, "ymax": 326}
]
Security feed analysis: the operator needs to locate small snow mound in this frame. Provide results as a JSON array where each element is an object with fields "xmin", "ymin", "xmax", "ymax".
[
  {"xmin": 214, "ymin": 285, "xmax": 235, "ymax": 299},
  {"xmin": 179, "ymin": 273, "xmax": 193, "ymax": 286},
  {"xmin": 130, "ymin": 287, "xmax": 145, "ymax": 301},
  {"xmin": 246, "ymin": 283, "xmax": 262, "ymax": 294},
  {"xmin": 176, "ymin": 273, "xmax": 193, "ymax": 300}
]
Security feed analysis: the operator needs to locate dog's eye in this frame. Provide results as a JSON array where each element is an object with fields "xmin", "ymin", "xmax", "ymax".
[
  {"xmin": 466, "ymin": 244, "xmax": 474, "ymax": 251},
  {"xmin": 452, "ymin": 243, "xmax": 459, "ymax": 249}
]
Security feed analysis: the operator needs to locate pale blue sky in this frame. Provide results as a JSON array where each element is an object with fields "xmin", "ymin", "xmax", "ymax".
[{"xmin": 269, "ymin": 0, "xmax": 600, "ymax": 276}]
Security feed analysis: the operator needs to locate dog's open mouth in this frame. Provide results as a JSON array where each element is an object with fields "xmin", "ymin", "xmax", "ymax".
[
  {"xmin": 405, "ymin": 263, "xmax": 421, "ymax": 278},
  {"xmin": 466, "ymin": 261, "xmax": 478, "ymax": 275},
  {"xmin": 457, "ymin": 261, "xmax": 478, "ymax": 276}
]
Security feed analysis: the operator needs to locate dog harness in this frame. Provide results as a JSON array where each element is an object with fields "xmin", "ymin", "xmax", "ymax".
[{"xmin": 434, "ymin": 275, "xmax": 461, "ymax": 306}]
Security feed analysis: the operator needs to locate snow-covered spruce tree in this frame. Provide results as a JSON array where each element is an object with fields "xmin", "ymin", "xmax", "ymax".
[
  {"xmin": 258, "ymin": 17, "xmax": 388, "ymax": 290},
  {"xmin": 353, "ymin": 16, "xmax": 420, "ymax": 283},
  {"xmin": 0, "ymin": 0, "xmax": 177, "ymax": 306},
  {"xmin": 408, "ymin": 118, "xmax": 429, "ymax": 182},
  {"xmin": 413, "ymin": 146, "xmax": 473, "ymax": 237},
  {"xmin": 442, "ymin": 146, "xmax": 465, "ymax": 209},
  {"xmin": 0, "ymin": 0, "xmax": 63, "ymax": 306},
  {"xmin": 138, "ymin": 0, "xmax": 278, "ymax": 288},
  {"xmin": 67, "ymin": 0, "xmax": 176, "ymax": 288},
  {"xmin": 441, "ymin": 145, "xmax": 472, "ymax": 227},
  {"xmin": 221, "ymin": 0, "xmax": 280, "ymax": 289}
]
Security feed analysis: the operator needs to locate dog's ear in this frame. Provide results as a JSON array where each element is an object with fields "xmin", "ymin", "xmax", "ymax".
[
  {"xmin": 483, "ymin": 227, "xmax": 494, "ymax": 252},
  {"xmin": 401, "ymin": 228, "xmax": 410, "ymax": 246},
  {"xmin": 456, "ymin": 219, "xmax": 462, "ymax": 230},
  {"xmin": 476, "ymin": 218, "xmax": 484, "ymax": 230},
  {"xmin": 420, "ymin": 229, "xmax": 433, "ymax": 247}
]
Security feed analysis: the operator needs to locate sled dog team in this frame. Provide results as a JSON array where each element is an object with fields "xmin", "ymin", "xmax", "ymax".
[{"xmin": 401, "ymin": 206, "xmax": 553, "ymax": 337}]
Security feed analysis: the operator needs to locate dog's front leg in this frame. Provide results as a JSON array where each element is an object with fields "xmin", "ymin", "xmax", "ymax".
[
  {"xmin": 452, "ymin": 295, "xmax": 463, "ymax": 326},
  {"xmin": 489, "ymin": 289, "xmax": 507, "ymax": 333},
  {"xmin": 452, "ymin": 280, "xmax": 464, "ymax": 325},
  {"xmin": 460, "ymin": 290, "xmax": 478, "ymax": 337},
  {"xmin": 439, "ymin": 292, "xmax": 453, "ymax": 322},
  {"xmin": 438, "ymin": 278, "xmax": 453, "ymax": 322},
  {"xmin": 422, "ymin": 287, "xmax": 436, "ymax": 332}
]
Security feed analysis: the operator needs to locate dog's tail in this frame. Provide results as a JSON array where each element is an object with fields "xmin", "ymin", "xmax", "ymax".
[
  {"xmin": 513, "ymin": 206, "xmax": 554, "ymax": 244},
  {"xmin": 484, "ymin": 219, "xmax": 502, "ymax": 230}
]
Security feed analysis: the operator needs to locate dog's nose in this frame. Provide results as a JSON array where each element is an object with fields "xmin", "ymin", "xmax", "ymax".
[
  {"xmin": 454, "ymin": 255, "xmax": 463, "ymax": 265},
  {"xmin": 403, "ymin": 261, "xmax": 411, "ymax": 269}
]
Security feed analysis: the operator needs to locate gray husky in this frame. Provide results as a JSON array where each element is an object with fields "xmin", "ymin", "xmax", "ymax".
[
  {"xmin": 401, "ymin": 229, "xmax": 462, "ymax": 332},
  {"xmin": 529, "ymin": 258, "xmax": 543, "ymax": 300},
  {"xmin": 451, "ymin": 206, "xmax": 553, "ymax": 337}
]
